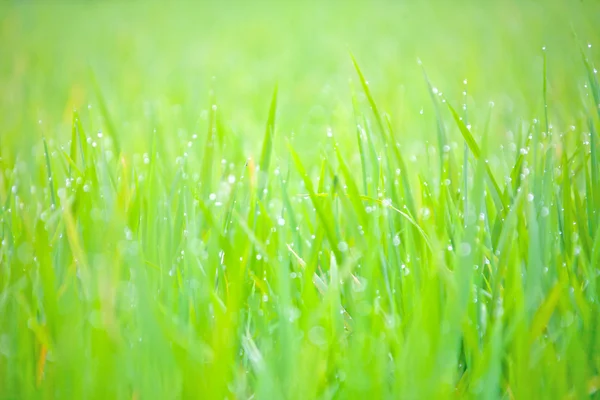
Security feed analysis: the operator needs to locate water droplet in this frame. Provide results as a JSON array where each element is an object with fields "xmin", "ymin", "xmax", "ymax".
[
  {"xmin": 401, "ymin": 264, "xmax": 410, "ymax": 276},
  {"xmin": 124, "ymin": 227, "xmax": 133, "ymax": 241},
  {"xmin": 458, "ymin": 242, "xmax": 472, "ymax": 256},
  {"xmin": 287, "ymin": 306, "xmax": 301, "ymax": 322},
  {"xmin": 308, "ymin": 326, "xmax": 327, "ymax": 347}
]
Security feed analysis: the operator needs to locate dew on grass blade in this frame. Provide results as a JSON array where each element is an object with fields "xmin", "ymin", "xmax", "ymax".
[
  {"xmin": 458, "ymin": 242, "xmax": 472, "ymax": 256},
  {"xmin": 527, "ymin": 193, "xmax": 535, "ymax": 202},
  {"xmin": 308, "ymin": 326, "xmax": 327, "ymax": 347}
]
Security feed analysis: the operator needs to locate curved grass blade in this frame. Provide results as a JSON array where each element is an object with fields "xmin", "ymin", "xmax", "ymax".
[
  {"xmin": 350, "ymin": 53, "xmax": 386, "ymax": 138},
  {"xmin": 288, "ymin": 144, "xmax": 342, "ymax": 263},
  {"xmin": 447, "ymin": 101, "xmax": 506, "ymax": 212},
  {"xmin": 258, "ymin": 84, "xmax": 278, "ymax": 200},
  {"xmin": 90, "ymin": 69, "xmax": 121, "ymax": 155},
  {"xmin": 43, "ymin": 136, "xmax": 56, "ymax": 207}
]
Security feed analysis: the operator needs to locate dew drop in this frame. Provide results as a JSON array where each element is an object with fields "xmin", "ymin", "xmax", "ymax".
[{"xmin": 337, "ymin": 242, "xmax": 349, "ymax": 252}]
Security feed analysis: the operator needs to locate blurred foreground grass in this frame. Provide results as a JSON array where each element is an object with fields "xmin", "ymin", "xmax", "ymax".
[{"xmin": 1, "ymin": 1, "xmax": 600, "ymax": 398}]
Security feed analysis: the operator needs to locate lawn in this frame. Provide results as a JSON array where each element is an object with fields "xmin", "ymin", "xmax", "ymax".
[{"xmin": 1, "ymin": 1, "xmax": 600, "ymax": 398}]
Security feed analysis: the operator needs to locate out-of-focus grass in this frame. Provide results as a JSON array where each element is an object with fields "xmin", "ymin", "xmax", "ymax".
[{"xmin": 1, "ymin": 1, "xmax": 600, "ymax": 398}]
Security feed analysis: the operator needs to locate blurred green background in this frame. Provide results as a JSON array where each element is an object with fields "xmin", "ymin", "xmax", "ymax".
[{"xmin": 1, "ymin": 0, "xmax": 598, "ymax": 159}]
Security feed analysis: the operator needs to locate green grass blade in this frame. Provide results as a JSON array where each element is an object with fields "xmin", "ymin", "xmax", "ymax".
[{"xmin": 258, "ymin": 84, "xmax": 278, "ymax": 200}]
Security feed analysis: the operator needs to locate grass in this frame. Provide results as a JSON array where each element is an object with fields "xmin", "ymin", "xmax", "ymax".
[{"xmin": 1, "ymin": 1, "xmax": 600, "ymax": 398}]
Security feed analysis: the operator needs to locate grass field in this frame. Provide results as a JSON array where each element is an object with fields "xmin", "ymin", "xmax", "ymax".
[{"xmin": 2, "ymin": 1, "xmax": 600, "ymax": 398}]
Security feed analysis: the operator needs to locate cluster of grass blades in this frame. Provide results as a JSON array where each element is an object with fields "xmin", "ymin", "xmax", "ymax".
[{"xmin": 2, "ymin": 44, "xmax": 600, "ymax": 398}]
